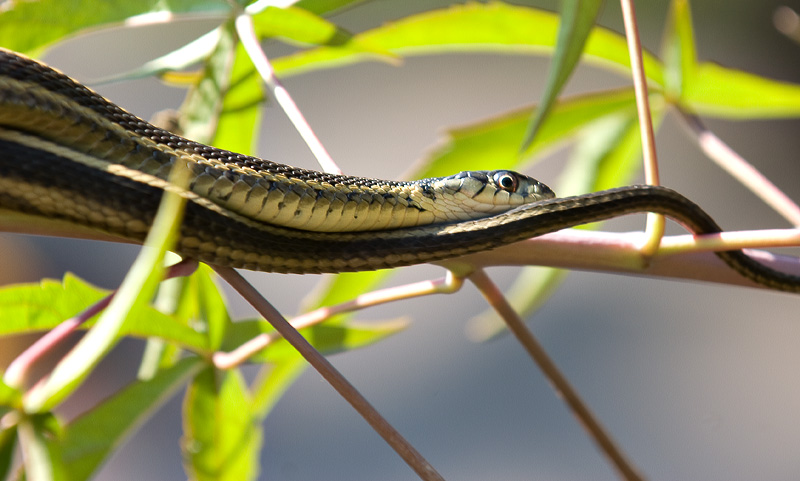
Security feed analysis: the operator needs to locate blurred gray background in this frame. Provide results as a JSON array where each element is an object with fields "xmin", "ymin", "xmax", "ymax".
[{"xmin": 3, "ymin": 0, "xmax": 800, "ymax": 479}]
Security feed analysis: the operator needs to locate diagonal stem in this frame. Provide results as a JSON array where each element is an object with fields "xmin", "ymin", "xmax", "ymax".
[
  {"xmin": 212, "ymin": 265, "xmax": 444, "ymax": 481},
  {"xmin": 468, "ymin": 268, "xmax": 644, "ymax": 481},
  {"xmin": 234, "ymin": 12, "xmax": 342, "ymax": 175},
  {"xmin": 677, "ymin": 110, "xmax": 800, "ymax": 226}
]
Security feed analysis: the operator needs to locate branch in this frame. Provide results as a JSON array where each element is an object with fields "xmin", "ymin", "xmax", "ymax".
[{"xmin": 441, "ymin": 229, "xmax": 800, "ymax": 291}]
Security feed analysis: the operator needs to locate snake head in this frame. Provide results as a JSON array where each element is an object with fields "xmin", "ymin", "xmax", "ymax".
[{"xmin": 447, "ymin": 170, "xmax": 555, "ymax": 208}]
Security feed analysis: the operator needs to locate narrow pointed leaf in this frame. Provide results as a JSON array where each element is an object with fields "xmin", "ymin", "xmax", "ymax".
[
  {"xmin": 521, "ymin": 0, "xmax": 605, "ymax": 150},
  {"xmin": 660, "ymin": 0, "xmax": 697, "ymax": 98}
]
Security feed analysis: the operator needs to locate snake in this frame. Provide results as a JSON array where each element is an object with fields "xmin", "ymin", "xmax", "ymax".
[{"xmin": 0, "ymin": 49, "xmax": 798, "ymax": 292}]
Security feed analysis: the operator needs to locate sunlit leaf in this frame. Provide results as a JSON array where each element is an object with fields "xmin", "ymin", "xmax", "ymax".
[
  {"xmin": 252, "ymin": 6, "xmax": 352, "ymax": 46},
  {"xmin": 62, "ymin": 357, "xmax": 203, "ymax": 481},
  {"xmin": 683, "ymin": 63, "xmax": 800, "ymax": 118},
  {"xmin": 0, "ymin": 274, "xmax": 207, "ymax": 352},
  {"xmin": 0, "ymin": 0, "xmax": 230, "ymax": 56},
  {"xmin": 272, "ymin": 2, "xmax": 663, "ymax": 85}
]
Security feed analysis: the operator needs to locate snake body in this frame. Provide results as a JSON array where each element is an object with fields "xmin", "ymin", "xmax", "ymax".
[{"xmin": 0, "ymin": 49, "xmax": 798, "ymax": 291}]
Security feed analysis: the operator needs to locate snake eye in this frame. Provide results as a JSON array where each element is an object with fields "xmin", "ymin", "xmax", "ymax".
[{"xmin": 493, "ymin": 171, "xmax": 519, "ymax": 193}]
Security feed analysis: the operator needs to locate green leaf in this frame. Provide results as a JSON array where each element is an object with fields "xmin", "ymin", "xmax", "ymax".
[
  {"xmin": 661, "ymin": 0, "xmax": 697, "ymax": 99},
  {"xmin": 61, "ymin": 357, "xmax": 203, "ymax": 481},
  {"xmin": 222, "ymin": 318, "xmax": 407, "ymax": 363},
  {"xmin": 682, "ymin": 63, "xmax": 800, "ymax": 118},
  {"xmin": 0, "ymin": 0, "xmax": 230, "ymax": 56},
  {"xmin": 0, "ymin": 424, "xmax": 16, "ymax": 481},
  {"xmin": 252, "ymin": 6, "xmax": 352, "ymax": 47},
  {"xmin": 178, "ymin": 265, "xmax": 231, "ymax": 352},
  {"xmin": 417, "ymin": 88, "xmax": 639, "ymax": 179},
  {"xmin": 23, "ymin": 163, "xmax": 188, "ymax": 413},
  {"xmin": 521, "ymin": 0, "xmax": 605, "ymax": 150},
  {"xmin": 182, "ymin": 368, "xmax": 259, "ymax": 481},
  {"xmin": 0, "ymin": 274, "xmax": 207, "ymax": 352},
  {"xmin": 0, "ymin": 274, "xmax": 106, "ymax": 335},
  {"xmin": 272, "ymin": 2, "xmax": 663, "ymax": 85}
]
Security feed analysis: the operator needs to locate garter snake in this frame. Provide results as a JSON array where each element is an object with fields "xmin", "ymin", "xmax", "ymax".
[{"xmin": 0, "ymin": 49, "xmax": 798, "ymax": 292}]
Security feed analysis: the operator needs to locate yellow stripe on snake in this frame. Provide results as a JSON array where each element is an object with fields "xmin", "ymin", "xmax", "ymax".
[{"xmin": 0, "ymin": 49, "xmax": 798, "ymax": 292}]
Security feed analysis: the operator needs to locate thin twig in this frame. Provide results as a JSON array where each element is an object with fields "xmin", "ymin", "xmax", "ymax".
[
  {"xmin": 677, "ymin": 110, "xmax": 800, "ymax": 226},
  {"xmin": 468, "ymin": 268, "xmax": 644, "ymax": 481},
  {"xmin": 658, "ymin": 228, "xmax": 800, "ymax": 253},
  {"xmin": 215, "ymin": 272, "xmax": 464, "ymax": 369},
  {"xmin": 212, "ymin": 266, "xmax": 444, "ymax": 481},
  {"xmin": 620, "ymin": 0, "xmax": 664, "ymax": 256},
  {"xmin": 234, "ymin": 13, "xmax": 342, "ymax": 175}
]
